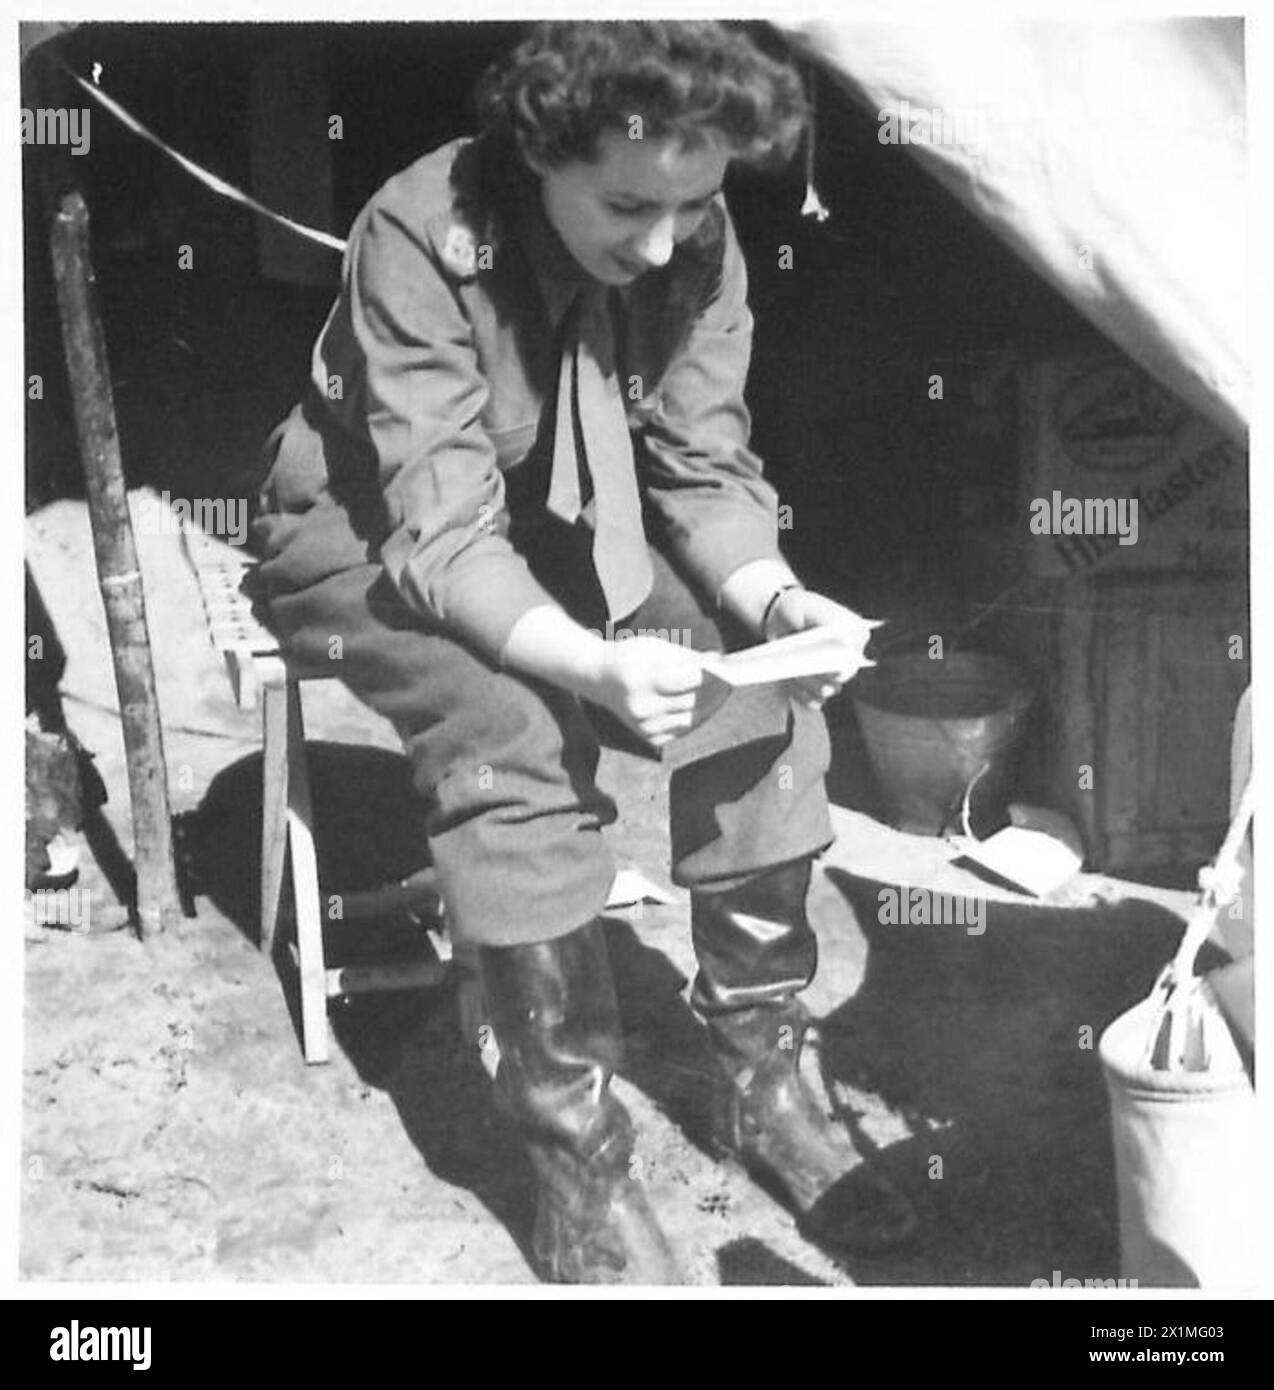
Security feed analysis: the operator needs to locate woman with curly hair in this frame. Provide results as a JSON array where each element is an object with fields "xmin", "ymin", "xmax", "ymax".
[{"xmin": 250, "ymin": 19, "xmax": 916, "ymax": 1283}]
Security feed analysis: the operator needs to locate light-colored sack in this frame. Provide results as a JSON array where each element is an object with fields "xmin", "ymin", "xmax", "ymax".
[{"xmin": 1099, "ymin": 778, "xmax": 1254, "ymax": 1290}]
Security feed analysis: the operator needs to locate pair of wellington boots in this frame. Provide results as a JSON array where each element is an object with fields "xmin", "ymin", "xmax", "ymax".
[{"xmin": 477, "ymin": 859, "xmax": 918, "ymax": 1285}]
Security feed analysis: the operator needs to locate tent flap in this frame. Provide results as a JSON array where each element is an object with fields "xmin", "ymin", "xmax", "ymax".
[{"xmin": 784, "ymin": 18, "xmax": 1247, "ymax": 442}]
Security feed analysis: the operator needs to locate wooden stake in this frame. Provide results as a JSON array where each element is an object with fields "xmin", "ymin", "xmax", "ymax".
[{"xmin": 49, "ymin": 189, "xmax": 181, "ymax": 936}]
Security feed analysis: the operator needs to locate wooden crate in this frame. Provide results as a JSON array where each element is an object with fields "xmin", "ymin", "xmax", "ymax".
[
  {"xmin": 1038, "ymin": 571, "xmax": 1248, "ymax": 877},
  {"xmin": 1017, "ymin": 351, "xmax": 1247, "ymax": 580}
]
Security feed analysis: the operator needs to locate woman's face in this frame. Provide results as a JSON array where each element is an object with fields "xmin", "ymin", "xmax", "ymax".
[{"xmin": 525, "ymin": 127, "xmax": 731, "ymax": 285}]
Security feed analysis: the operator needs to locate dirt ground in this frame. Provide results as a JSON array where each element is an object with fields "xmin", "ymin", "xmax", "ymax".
[{"xmin": 21, "ymin": 493, "xmax": 1199, "ymax": 1289}]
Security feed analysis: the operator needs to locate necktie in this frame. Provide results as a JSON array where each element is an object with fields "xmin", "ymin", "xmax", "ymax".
[{"xmin": 547, "ymin": 282, "xmax": 653, "ymax": 621}]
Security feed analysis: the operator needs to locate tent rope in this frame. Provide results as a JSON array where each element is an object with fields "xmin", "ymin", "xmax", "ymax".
[
  {"xmin": 60, "ymin": 61, "xmax": 348, "ymax": 254},
  {"xmin": 800, "ymin": 60, "xmax": 831, "ymax": 223}
]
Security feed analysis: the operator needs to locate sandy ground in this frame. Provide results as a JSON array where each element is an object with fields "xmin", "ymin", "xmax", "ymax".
[{"xmin": 22, "ymin": 493, "xmax": 1194, "ymax": 1288}]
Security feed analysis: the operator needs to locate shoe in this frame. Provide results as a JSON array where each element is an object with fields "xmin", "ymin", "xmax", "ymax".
[
  {"xmin": 478, "ymin": 919, "xmax": 684, "ymax": 1284},
  {"xmin": 692, "ymin": 859, "xmax": 919, "ymax": 1254}
]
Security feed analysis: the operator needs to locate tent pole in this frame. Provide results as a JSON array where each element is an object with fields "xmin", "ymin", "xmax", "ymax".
[{"xmin": 49, "ymin": 189, "xmax": 181, "ymax": 937}]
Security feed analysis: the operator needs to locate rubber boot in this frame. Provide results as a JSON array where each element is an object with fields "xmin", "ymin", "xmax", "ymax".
[
  {"xmin": 691, "ymin": 859, "xmax": 919, "ymax": 1253},
  {"xmin": 478, "ymin": 919, "xmax": 683, "ymax": 1284}
]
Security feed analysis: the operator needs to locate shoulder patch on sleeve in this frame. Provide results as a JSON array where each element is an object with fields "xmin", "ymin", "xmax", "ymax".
[{"xmin": 427, "ymin": 210, "xmax": 480, "ymax": 283}]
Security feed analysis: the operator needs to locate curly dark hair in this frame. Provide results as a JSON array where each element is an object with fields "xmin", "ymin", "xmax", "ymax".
[{"xmin": 473, "ymin": 20, "xmax": 808, "ymax": 173}]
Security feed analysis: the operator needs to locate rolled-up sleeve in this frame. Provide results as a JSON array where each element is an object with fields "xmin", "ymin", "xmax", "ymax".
[
  {"xmin": 639, "ymin": 202, "xmax": 782, "ymax": 604},
  {"xmin": 322, "ymin": 194, "xmax": 556, "ymax": 662}
]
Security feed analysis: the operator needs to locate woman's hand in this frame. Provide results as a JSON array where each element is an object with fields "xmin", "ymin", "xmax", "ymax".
[
  {"xmin": 500, "ymin": 607, "xmax": 703, "ymax": 747},
  {"xmin": 764, "ymin": 587, "xmax": 882, "ymax": 710},
  {"xmin": 585, "ymin": 636, "xmax": 705, "ymax": 747}
]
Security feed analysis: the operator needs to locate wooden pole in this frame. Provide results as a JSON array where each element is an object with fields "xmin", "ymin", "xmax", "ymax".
[{"xmin": 49, "ymin": 189, "xmax": 181, "ymax": 936}]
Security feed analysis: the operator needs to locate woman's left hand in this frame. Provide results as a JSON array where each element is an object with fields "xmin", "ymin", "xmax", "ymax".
[{"xmin": 764, "ymin": 588, "xmax": 882, "ymax": 710}]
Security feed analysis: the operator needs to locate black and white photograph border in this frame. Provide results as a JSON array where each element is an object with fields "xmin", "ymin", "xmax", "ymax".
[{"xmin": 7, "ymin": 0, "xmax": 1272, "ymax": 1302}]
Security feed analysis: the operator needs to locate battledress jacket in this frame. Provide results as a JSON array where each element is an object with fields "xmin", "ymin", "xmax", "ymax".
[{"xmin": 249, "ymin": 133, "xmax": 784, "ymax": 665}]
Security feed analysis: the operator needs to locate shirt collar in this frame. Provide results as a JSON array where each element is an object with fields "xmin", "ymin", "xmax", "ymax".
[{"xmin": 511, "ymin": 181, "xmax": 596, "ymax": 329}]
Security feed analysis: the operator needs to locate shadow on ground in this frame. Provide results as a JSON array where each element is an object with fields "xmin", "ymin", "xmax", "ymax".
[
  {"xmin": 812, "ymin": 867, "xmax": 1207, "ymax": 1285},
  {"xmin": 175, "ymin": 749, "xmax": 845, "ymax": 1282},
  {"xmin": 168, "ymin": 740, "xmax": 1202, "ymax": 1286},
  {"xmin": 177, "ymin": 742, "xmax": 545, "ymax": 1261},
  {"xmin": 178, "ymin": 742, "xmax": 433, "ymax": 935}
]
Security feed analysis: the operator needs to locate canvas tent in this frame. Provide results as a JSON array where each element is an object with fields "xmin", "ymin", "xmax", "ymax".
[{"xmin": 780, "ymin": 17, "xmax": 1247, "ymax": 444}]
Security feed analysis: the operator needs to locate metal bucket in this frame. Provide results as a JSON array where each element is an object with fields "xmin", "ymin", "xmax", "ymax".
[{"xmin": 851, "ymin": 652, "xmax": 1033, "ymax": 835}]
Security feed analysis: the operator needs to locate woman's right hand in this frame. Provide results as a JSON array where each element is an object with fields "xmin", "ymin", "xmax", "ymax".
[{"xmin": 584, "ymin": 636, "xmax": 705, "ymax": 748}]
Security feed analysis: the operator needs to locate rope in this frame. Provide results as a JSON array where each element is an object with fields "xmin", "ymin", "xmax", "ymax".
[
  {"xmin": 800, "ymin": 61, "xmax": 831, "ymax": 223},
  {"xmin": 1141, "ymin": 772, "xmax": 1254, "ymax": 1071},
  {"xmin": 62, "ymin": 690, "xmax": 257, "ymax": 743},
  {"xmin": 60, "ymin": 62, "xmax": 348, "ymax": 254}
]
